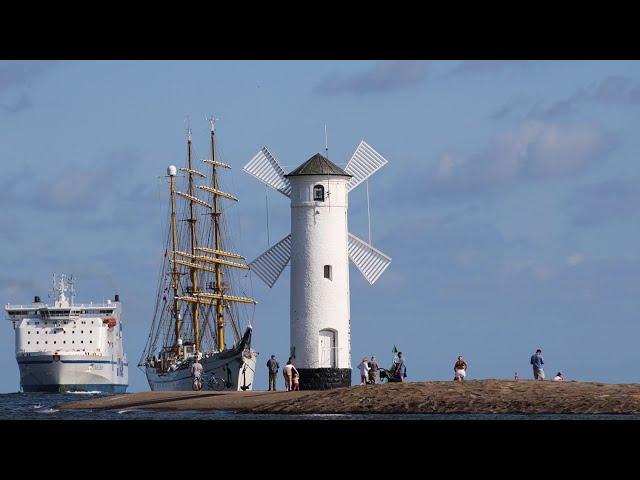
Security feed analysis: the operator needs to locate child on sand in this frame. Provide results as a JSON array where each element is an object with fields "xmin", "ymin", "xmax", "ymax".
[{"xmin": 292, "ymin": 373, "xmax": 300, "ymax": 391}]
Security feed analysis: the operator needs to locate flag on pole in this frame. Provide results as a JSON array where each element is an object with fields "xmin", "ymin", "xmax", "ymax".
[{"xmin": 392, "ymin": 345, "xmax": 398, "ymax": 354}]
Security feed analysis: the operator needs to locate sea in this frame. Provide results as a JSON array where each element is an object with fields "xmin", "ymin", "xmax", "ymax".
[{"xmin": 1, "ymin": 392, "xmax": 640, "ymax": 420}]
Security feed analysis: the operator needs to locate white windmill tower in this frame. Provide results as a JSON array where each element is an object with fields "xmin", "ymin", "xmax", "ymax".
[{"xmin": 243, "ymin": 140, "xmax": 392, "ymax": 389}]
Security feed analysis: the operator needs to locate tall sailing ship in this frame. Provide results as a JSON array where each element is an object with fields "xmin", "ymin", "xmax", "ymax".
[{"xmin": 140, "ymin": 118, "xmax": 258, "ymax": 391}]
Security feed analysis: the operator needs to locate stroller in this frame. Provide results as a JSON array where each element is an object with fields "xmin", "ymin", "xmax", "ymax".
[{"xmin": 379, "ymin": 361, "xmax": 404, "ymax": 383}]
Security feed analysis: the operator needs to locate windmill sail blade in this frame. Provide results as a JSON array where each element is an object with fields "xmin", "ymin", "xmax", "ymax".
[
  {"xmin": 348, "ymin": 233, "xmax": 392, "ymax": 285},
  {"xmin": 243, "ymin": 146, "xmax": 291, "ymax": 197},
  {"xmin": 345, "ymin": 140, "xmax": 388, "ymax": 192},
  {"xmin": 248, "ymin": 234, "xmax": 292, "ymax": 288}
]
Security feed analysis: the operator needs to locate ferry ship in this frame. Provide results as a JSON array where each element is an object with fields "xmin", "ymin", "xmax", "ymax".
[{"xmin": 4, "ymin": 274, "xmax": 128, "ymax": 393}]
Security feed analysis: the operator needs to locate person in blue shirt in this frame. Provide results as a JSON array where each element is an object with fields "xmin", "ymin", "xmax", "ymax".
[{"xmin": 530, "ymin": 349, "xmax": 545, "ymax": 380}]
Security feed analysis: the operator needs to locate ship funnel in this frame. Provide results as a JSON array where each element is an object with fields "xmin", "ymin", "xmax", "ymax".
[
  {"xmin": 114, "ymin": 294, "xmax": 120, "ymax": 302},
  {"xmin": 34, "ymin": 295, "xmax": 41, "ymax": 303}
]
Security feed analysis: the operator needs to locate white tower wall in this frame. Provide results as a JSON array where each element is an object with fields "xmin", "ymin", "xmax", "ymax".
[{"xmin": 289, "ymin": 175, "xmax": 351, "ymax": 370}]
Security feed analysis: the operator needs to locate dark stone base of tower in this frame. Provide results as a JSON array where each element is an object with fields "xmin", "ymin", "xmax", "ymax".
[{"xmin": 297, "ymin": 368, "xmax": 351, "ymax": 390}]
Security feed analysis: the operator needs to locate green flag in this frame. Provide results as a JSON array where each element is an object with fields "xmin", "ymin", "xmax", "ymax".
[{"xmin": 392, "ymin": 345, "xmax": 398, "ymax": 354}]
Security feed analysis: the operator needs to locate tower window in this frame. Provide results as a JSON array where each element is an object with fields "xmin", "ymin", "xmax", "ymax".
[
  {"xmin": 313, "ymin": 185, "xmax": 325, "ymax": 202},
  {"xmin": 324, "ymin": 265, "xmax": 332, "ymax": 280}
]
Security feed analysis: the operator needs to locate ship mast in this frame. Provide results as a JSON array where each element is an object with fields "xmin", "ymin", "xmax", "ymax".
[
  {"xmin": 168, "ymin": 165, "xmax": 181, "ymax": 353},
  {"xmin": 186, "ymin": 128, "xmax": 201, "ymax": 353},
  {"xmin": 209, "ymin": 116, "xmax": 226, "ymax": 351}
]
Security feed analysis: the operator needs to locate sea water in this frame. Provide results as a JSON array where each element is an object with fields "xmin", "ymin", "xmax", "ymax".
[{"xmin": 1, "ymin": 392, "xmax": 640, "ymax": 420}]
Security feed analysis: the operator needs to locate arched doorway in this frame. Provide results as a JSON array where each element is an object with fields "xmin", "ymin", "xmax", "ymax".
[{"xmin": 319, "ymin": 329, "xmax": 336, "ymax": 368}]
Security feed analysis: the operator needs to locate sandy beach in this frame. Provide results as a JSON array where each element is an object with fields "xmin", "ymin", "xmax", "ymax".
[{"xmin": 58, "ymin": 380, "xmax": 640, "ymax": 415}]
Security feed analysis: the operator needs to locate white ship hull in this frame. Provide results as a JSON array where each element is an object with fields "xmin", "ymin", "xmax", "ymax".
[
  {"xmin": 146, "ymin": 348, "xmax": 257, "ymax": 391},
  {"xmin": 6, "ymin": 277, "xmax": 128, "ymax": 394},
  {"xmin": 18, "ymin": 353, "xmax": 128, "ymax": 393}
]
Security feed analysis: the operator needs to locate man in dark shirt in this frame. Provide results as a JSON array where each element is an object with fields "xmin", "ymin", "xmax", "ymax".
[
  {"xmin": 267, "ymin": 355, "xmax": 279, "ymax": 391},
  {"xmin": 395, "ymin": 352, "xmax": 407, "ymax": 382}
]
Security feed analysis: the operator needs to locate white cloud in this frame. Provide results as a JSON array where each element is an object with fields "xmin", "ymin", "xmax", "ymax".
[
  {"xmin": 428, "ymin": 120, "xmax": 614, "ymax": 195},
  {"xmin": 313, "ymin": 61, "xmax": 430, "ymax": 95},
  {"xmin": 566, "ymin": 253, "xmax": 584, "ymax": 267}
]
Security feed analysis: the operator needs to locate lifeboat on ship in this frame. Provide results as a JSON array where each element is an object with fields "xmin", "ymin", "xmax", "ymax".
[{"xmin": 103, "ymin": 317, "xmax": 117, "ymax": 328}]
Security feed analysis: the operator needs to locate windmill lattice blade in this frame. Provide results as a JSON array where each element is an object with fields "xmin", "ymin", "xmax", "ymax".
[
  {"xmin": 248, "ymin": 234, "xmax": 292, "ymax": 288},
  {"xmin": 345, "ymin": 140, "xmax": 388, "ymax": 192},
  {"xmin": 348, "ymin": 233, "xmax": 392, "ymax": 285},
  {"xmin": 243, "ymin": 146, "xmax": 291, "ymax": 197}
]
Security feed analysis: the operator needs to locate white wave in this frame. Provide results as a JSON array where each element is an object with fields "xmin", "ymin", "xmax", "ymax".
[
  {"xmin": 36, "ymin": 408, "xmax": 59, "ymax": 414},
  {"xmin": 32, "ymin": 404, "xmax": 43, "ymax": 409},
  {"xmin": 66, "ymin": 391, "xmax": 102, "ymax": 395}
]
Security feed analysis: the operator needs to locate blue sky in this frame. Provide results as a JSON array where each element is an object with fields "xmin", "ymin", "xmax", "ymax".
[{"xmin": 1, "ymin": 60, "xmax": 639, "ymax": 392}]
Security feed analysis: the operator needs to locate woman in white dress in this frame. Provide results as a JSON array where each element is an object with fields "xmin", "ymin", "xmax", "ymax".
[{"xmin": 357, "ymin": 358, "xmax": 371, "ymax": 385}]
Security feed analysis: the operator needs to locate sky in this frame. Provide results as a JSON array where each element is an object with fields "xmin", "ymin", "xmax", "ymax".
[{"xmin": 1, "ymin": 60, "xmax": 639, "ymax": 393}]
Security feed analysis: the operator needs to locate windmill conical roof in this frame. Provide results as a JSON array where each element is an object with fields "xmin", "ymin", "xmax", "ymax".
[{"xmin": 285, "ymin": 153, "xmax": 352, "ymax": 177}]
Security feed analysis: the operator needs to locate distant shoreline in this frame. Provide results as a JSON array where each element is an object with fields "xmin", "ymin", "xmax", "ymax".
[{"xmin": 57, "ymin": 380, "xmax": 640, "ymax": 415}]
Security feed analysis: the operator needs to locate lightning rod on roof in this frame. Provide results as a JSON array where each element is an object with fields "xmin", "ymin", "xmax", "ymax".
[{"xmin": 324, "ymin": 124, "xmax": 328, "ymax": 159}]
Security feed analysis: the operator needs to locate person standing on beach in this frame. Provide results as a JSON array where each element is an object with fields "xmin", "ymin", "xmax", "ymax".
[
  {"xmin": 395, "ymin": 352, "xmax": 407, "ymax": 382},
  {"xmin": 266, "ymin": 354, "xmax": 279, "ymax": 391},
  {"xmin": 530, "ymin": 349, "xmax": 545, "ymax": 380},
  {"xmin": 454, "ymin": 356, "xmax": 468, "ymax": 381},
  {"xmin": 357, "ymin": 357, "xmax": 371, "ymax": 385},
  {"xmin": 190, "ymin": 359, "xmax": 203, "ymax": 391},
  {"xmin": 283, "ymin": 360, "xmax": 298, "ymax": 391},
  {"xmin": 368, "ymin": 356, "xmax": 379, "ymax": 384}
]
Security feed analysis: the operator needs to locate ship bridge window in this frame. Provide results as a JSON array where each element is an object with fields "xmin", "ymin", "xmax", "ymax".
[{"xmin": 314, "ymin": 184, "xmax": 325, "ymax": 202}]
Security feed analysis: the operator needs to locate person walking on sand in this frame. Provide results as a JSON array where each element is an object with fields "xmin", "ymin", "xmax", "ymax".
[
  {"xmin": 368, "ymin": 356, "xmax": 379, "ymax": 384},
  {"xmin": 266, "ymin": 354, "xmax": 279, "ymax": 391},
  {"xmin": 357, "ymin": 357, "xmax": 371, "ymax": 385},
  {"xmin": 283, "ymin": 360, "xmax": 298, "ymax": 392},
  {"xmin": 454, "ymin": 356, "xmax": 468, "ymax": 381},
  {"xmin": 530, "ymin": 349, "xmax": 545, "ymax": 380}
]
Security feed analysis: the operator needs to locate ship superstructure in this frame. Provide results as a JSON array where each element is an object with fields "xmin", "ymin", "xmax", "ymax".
[{"xmin": 4, "ymin": 274, "xmax": 128, "ymax": 393}]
